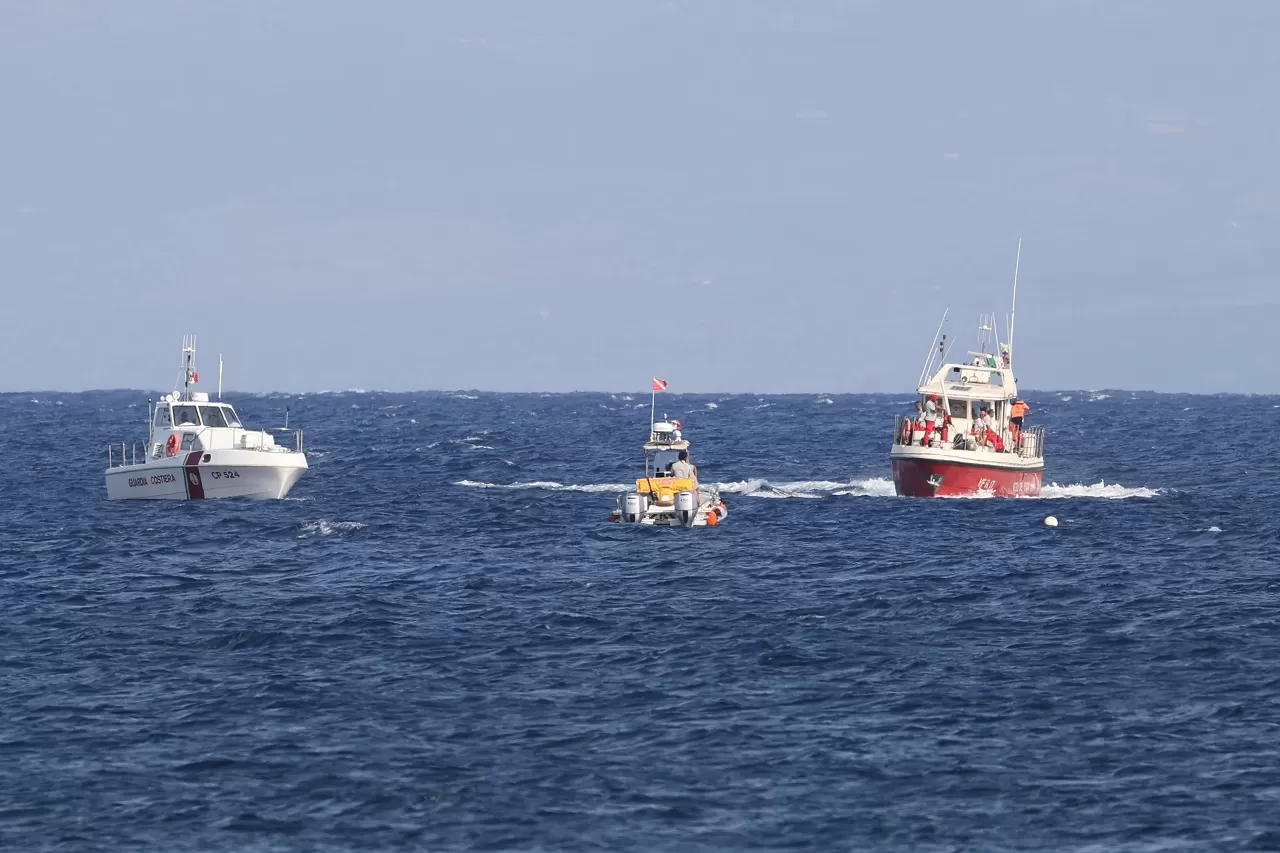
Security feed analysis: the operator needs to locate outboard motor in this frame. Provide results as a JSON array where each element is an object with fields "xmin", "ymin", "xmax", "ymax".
[
  {"xmin": 675, "ymin": 490, "xmax": 697, "ymax": 528},
  {"xmin": 622, "ymin": 492, "xmax": 648, "ymax": 523}
]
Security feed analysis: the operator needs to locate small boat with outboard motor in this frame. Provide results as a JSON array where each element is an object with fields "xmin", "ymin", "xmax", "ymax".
[
  {"xmin": 889, "ymin": 241, "xmax": 1046, "ymax": 497},
  {"xmin": 610, "ymin": 379, "xmax": 727, "ymax": 527},
  {"xmin": 104, "ymin": 336, "xmax": 307, "ymax": 500}
]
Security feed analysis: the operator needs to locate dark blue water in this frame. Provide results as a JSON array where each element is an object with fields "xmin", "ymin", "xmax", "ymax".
[{"xmin": 3, "ymin": 390, "xmax": 1280, "ymax": 851}]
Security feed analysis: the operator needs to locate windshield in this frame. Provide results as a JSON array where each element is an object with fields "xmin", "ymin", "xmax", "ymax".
[
  {"xmin": 223, "ymin": 406, "xmax": 242, "ymax": 427},
  {"xmin": 199, "ymin": 406, "xmax": 227, "ymax": 427},
  {"xmin": 649, "ymin": 449, "xmax": 682, "ymax": 476},
  {"xmin": 173, "ymin": 405, "xmax": 200, "ymax": 426}
]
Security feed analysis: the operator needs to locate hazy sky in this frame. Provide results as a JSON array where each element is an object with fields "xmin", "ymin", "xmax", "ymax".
[{"xmin": 3, "ymin": 1, "xmax": 1277, "ymax": 393}]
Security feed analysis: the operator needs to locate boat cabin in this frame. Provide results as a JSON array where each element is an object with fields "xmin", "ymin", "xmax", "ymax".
[
  {"xmin": 636, "ymin": 418, "xmax": 699, "ymax": 501},
  {"xmin": 147, "ymin": 391, "xmax": 283, "ymax": 457},
  {"xmin": 152, "ymin": 394, "xmax": 243, "ymax": 430},
  {"xmin": 642, "ymin": 420, "xmax": 689, "ymax": 478},
  {"xmin": 919, "ymin": 351, "xmax": 1018, "ymax": 426},
  {"xmin": 898, "ymin": 351, "xmax": 1041, "ymax": 459}
]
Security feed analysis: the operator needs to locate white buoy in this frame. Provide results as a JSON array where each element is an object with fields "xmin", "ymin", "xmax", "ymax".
[{"xmin": 1044, "ymin": 515, "xmax": 1059, "ymax": 527}]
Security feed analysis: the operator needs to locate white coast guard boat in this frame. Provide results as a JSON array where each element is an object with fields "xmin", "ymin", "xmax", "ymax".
[
  {"xmin": 610, "ymin": 414, "xmax": 727, "ymax": 527},
  {"xmin": 889, "ymin": 242, "xmax": 1046, "ymax": 497},
  {"xmin": 104, "ymin": 337, "xmax": 307, "ymax": 500}
]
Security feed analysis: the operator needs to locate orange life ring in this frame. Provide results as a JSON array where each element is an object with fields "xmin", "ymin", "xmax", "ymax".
[{"xmin": 165, "ymin": 434, "xmax": 180, "ymax": 457}]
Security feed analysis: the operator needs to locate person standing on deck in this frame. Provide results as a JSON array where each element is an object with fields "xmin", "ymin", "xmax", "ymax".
[
  {"xmin": 1010, "ymin": 399, "xmax": 1030, "ymax": 443},
  {"xmin": 920, "ymin": 395, "xmax": 942, "ymax": 447}
]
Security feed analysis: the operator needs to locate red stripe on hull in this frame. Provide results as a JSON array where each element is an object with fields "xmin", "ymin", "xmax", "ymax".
[
  {"xmin": 892, "ymin": 457, "xmax": 1042, "ymax": 498},
  {"xmin": 183, "ymin": 451, "xmax": 206, "ymax": 500}
]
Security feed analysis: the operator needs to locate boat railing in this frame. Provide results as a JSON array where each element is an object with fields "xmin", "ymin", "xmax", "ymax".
[
  {"xmin": 894, "ymin": 413, "xmax": 1046, "ymax": 460},
  {"xmin": 1016, "ymin": 425, "xmax": 1045, "ymax": 459},
  {"xmin": 106, "ymin": 441, "xmax": 147, "ymax": 469}
]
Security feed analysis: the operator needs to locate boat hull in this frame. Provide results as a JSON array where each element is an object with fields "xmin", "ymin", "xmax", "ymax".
[
  {"xmin": 105, "ymin": 450, "xmax": 307, "ymax": 500},
  {"xmin": 891, "ymin": 453, "xmax": 1042, "ymax": 498}
]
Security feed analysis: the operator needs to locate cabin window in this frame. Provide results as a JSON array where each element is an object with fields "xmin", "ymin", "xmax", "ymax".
[
  {"xmin": 173, "ymin": 405, "xmax": 200, "ymax": 426},
  {"xmin": 223, "ymin": 407, "xmax": 242, "ymax": 427},
  {"xmin": 154, "ymin": 406, "xmax": 172, "ymax": 428},
  {"xmin": 199, "ymin": 406, "xmax": 229, "ymax": 428}
]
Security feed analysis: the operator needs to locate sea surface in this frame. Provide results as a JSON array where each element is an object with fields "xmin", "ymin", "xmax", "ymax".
[{"xmin": 2, "ymin": 389, "xmax": 1279, "ymax": 852}]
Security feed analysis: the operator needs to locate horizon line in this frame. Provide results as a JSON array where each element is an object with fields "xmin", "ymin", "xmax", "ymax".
[{"xmin": 4, "ymin": 387, "xmax": 1280, "ymax": 398}]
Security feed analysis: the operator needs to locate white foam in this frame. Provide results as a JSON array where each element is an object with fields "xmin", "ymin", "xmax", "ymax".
[
  {"xmin": 720, "ymin": 477, "xmax": 896, "ymax": 499},
  {"xmin": 834, "ymin": 477, "xmax": 898, "ymax": 497},
  {"xmin": 705, "ymin": 402, "xmax": 719, "ymax": 409},
  {"xmin": 816, "ymin": 397, "xmax": 834, "ymax": 405},
  {"xmin": 454, "ymin": 480, "xmax": 627, "ymax": 494},
  {"xmin": 297, "ymin": 520, "xmax": 366, "ymax": 538},
  {"xmin": 1206, "ymin": 526, "xmax": 1223, "ymax": 533},
  {"xmin": 453, "ymin": 476, "xmax": 897, "ymax": 499},
  {"xmin": 1038, "ymin": 481, "xmax": 1162, "ymax": 499}
]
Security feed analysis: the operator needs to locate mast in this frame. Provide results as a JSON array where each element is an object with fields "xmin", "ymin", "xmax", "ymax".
[
  {"xmin": 918, "ymin": 309, "xmax": 949, "ymax": 387},
  {"xmin": 1008, "ymin": 238, "xmax": 1022, "ymax": 365},
  {"xmin": 218, "ymin": 353, "xmax": 224, "ymax": 401},
  {"xmin": 181, "ymin": 334, "xmax": 197, "ymax": 399}
]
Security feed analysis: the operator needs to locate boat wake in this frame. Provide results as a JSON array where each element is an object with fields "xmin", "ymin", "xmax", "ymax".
[
  {"xmin": 454, "ymin": 480, "xmax": 626, "ymax": 494},
  {"xmin": 455, "ymin": 478, "xmax": 1162, "ymax": 500},
  {"xmin": 1038, "ymin": 481, "xmax": 1163, "ymax": 500},
  {"xmin": 940, "ymin": 481, "xmax": 1164, "ymax": 500},
  {"xmin": 455, "ymin": 477, "xmax": 898, "ymax": 498},
  {"xmin": 717, "ymin": 478, "xmax": 897, "ymax": 499}
]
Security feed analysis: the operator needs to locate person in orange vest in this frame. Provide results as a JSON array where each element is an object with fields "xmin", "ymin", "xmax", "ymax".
[{"xmin": 1010, "ymin": 399, "xmax": 1030, "ymax": 443}]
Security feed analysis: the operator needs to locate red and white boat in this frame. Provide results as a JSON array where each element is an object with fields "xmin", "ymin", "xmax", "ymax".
[{"xmin": 889, "ymin": 242, "xmax": 1046, "ymax": 497}]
